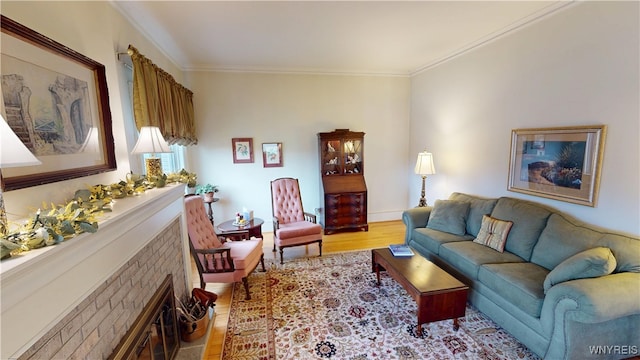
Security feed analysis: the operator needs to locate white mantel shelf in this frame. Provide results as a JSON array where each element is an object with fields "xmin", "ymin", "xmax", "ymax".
[{"xmin": 0, "ymin": 184, "xmax": 190, "ymax": 359}]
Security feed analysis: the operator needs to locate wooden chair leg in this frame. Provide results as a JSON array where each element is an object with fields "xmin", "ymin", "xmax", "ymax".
[
  {"xmin": 260, "ymin": 255, "xmax": 266, "ymax": 271},
  {"xmin": 279, "ymin": 248, "xmax": 284, "ymax": 264},
  {"xmin": 242, "ymin": 277, "xmax": 251, "ymax": 300},
  {"xmin": 318, "ymin": 240, "xmax": 322, "ymax": 257}
]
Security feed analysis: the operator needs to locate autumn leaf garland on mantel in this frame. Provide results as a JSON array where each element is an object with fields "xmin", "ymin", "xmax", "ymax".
[{"xmin": 0, "ymin": 169, "xmax": 197, "ymax": 260}]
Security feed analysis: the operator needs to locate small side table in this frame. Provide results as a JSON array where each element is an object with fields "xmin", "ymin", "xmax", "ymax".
[
  {"xmin": 203, "ymin": 198, "xmax": 219, "ymax": 225},
  {"xmin": 217, "ymin": 218, "xmax": 264, "ymax": 240}
]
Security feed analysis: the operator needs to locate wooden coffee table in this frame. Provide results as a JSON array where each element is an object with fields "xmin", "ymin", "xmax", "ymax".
[
  {"xmin": 217, "ymin": 218, "xmax": 264, "ymax": 240},
  {"xmin": 371, "ymin": 248, "xmax": 468, "ymax": 336}
]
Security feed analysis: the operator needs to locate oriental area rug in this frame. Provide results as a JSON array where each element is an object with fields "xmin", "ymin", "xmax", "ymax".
[{"xmin": 222, "ymin": 250, "xmax": 540, "ymax": 360}]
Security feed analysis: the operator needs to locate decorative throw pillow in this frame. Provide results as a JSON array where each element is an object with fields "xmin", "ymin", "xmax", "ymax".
[
  {"xmin": 543, "ymin": 247, "xmax": 617, "ymax": 293},
  {"xmin": 426, "ymin": 199, "xmax": 470, "ymax": 236},
  {"xmin": 473, "ymin": 215, "xmax": 513, "ymax": 252}
]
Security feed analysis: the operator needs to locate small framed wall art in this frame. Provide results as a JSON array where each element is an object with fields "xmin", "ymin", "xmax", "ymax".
[
  {"xmin": 262, "ymin": 143, "xmax": 283, "ymax": 168},
  {"xmin": 507, "ymin": 125, "xmax": 606, "ymax": 207},
  {"xmin": 232, "ymin": 138, "xmax": 254, "ymax": 163}
]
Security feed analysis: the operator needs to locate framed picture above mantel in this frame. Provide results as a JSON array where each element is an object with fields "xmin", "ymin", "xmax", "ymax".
[
  {"xmin": 1, "ymin": 15, "xmax": 116, "ymax": 191},
  {"xmin": 507, "ymin": 125, "xmax": 607, "ymax": 207}
]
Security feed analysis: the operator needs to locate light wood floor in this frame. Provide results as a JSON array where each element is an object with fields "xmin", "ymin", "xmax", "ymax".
[{"xmin": 199, "ymin": 220, "xmax": 406, "ymax": 360}]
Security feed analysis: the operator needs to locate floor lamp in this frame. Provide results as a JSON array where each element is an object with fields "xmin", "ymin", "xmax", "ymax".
[
  {"xmin": 415, "ymin": 151, "xmax": 435, "ymax": 207},
  {"xmin": 0, "ymin": 115, "xmax": 42, "ymax": 236},
  {"xmin": 131, "ymin": 126, "xmax": 172, "ymax": 179}
]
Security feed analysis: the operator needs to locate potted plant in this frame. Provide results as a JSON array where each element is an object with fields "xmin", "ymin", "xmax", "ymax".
[{"xmin": 196, "ymin": 183, "xmax": 219, "ymax": 202}]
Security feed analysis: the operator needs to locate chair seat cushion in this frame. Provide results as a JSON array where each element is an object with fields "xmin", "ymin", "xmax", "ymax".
[
  {"xmin": 276, "ymin": 221, "xmax": 322, "ymax": 240},
  {"xmin": 223, "ymin": 238, "xmax": 264, "ymax": 270}
]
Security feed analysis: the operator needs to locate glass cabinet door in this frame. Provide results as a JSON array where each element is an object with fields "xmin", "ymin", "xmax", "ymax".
[
  {"xmin": 321, "ymin": 139, "xmax": 342, "ymax": 176},
  {"xmin": 343, "ymin": 138, "xmax": 362, "ymax": 174}
]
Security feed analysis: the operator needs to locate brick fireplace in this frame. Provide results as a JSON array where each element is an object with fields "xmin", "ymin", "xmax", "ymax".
[{"xmin": 1, "ymin": 185, "xmax": 190, "ymax": 359}]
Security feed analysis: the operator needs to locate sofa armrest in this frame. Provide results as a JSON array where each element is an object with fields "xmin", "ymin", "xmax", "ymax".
[
  {"xmin": 542, "ymin": 272, "xmax": 640, "ymax": 326},
  {"xmin": 401, "ymin": 207, "xmax": 432, "ymax": 243},
  {"xmin": 541, "ymin": 272, "xmax": 640, "ymax": 358}
]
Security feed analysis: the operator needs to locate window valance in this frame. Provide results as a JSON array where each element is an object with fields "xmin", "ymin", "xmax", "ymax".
[{"xmin": 128, "ymin": 45, "xmax": 197, "ymax": 146}]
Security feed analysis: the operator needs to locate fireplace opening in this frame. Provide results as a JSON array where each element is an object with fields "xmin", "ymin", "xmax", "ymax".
[{"xmin": 109, "ymin": 274, "xmax": 179, "ymax": 360}]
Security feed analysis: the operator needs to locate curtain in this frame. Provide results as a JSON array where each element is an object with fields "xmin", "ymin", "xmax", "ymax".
[{"xmin": 128, "ymin": 45, "xmax": 197, "ymax": 146}]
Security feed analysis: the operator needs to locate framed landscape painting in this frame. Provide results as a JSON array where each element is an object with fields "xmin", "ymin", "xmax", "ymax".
[
  {"xmin": 1, "ymin": 15, "xmax": 116, "ymax": 190},
  {"xmin": 507, "ymin": 125, "xmax": 606, "ymax": 207}
]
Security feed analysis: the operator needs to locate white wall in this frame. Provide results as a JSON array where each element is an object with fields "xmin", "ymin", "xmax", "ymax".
[
  {"xmin": 1, "ymin": 1, "xmax": 185, "ymax": 221},
  {"xmin": 410, "ymin": 1, "xmax": 639, "ymax": 236},
  {"xmin": 185, "ymin": 72, "xmax": 411, "ymax": 230},
  {"xmin": 3, "ymin": 1, "xmax": 638, "ymax": 238}
]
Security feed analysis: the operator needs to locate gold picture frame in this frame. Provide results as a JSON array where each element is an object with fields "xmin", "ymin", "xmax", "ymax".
[
  {"xmin": 1, "ymin": 15, "xmax": 116, "ymax": 190},
  {"xmin": 508, "ymin": 125, "xmax": 606, "ymax": 207}
]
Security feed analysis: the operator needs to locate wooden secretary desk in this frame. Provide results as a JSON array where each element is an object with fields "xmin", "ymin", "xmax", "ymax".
[{"xmin": 318, "ymin": 129, "xmax": 368, "ymax": 235}]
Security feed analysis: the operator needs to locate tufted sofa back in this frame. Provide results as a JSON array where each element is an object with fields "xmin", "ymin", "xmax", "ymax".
[
  {"xmin": 271, "ymin": 178, "xmax": 305, "ymax": 224},
  {"xmin": 184, "ymin": 195, "xmax": 223, "ymax": 253}
]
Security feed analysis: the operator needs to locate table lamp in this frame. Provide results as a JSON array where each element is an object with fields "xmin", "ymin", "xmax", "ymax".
[
  {"xmin": 0, "ymin": 114, "xmax": 42, "ymax": 235},
  {"xmin": 414, "ymin": 151, "xmax": 435, "ymax": 207},
  {"xmin": 131, "ymin": 126, "xmax": 172, "ymax": 179},
  {"xmin": 79, "ymin": 126, "xmax": 100, "ymax": 153}
]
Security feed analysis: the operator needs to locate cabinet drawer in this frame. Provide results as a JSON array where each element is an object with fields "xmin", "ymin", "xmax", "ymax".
[{"xmin": 326, "ymin": 193, "xmax": 365, "ymax": 204}]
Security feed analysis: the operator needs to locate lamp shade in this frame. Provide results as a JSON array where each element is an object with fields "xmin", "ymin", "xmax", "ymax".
[
  {"xmin": 414, "ymin": 151, "xmax": 436, "ymax": 175},
  {"xmin": 131, "ymin": 126, "xmax": 171, "ymax": 154},
  {"xmin": 0, "ymin": 114, "xmax": 42, "ymax": 168},
  {"xmin": 79, "ymin": 126, "xmax": 100, "ymax": 153}
]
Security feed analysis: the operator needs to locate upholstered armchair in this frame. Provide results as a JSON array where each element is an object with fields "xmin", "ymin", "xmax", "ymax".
[
  {"xmin": 270, "ymin": 178, "xmax": 323, "ymax": 264},
  {"xmin": 184, "ymin": 195, "xmax": 265, "ymax": 300}
]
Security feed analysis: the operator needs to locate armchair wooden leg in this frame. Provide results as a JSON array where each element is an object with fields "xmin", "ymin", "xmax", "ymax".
[
  {"xmin": 273, "ymin": 243, "xmax": 276, "ymax": 252},
  {"xmin": 279, "ymin": 249, "xmax": 284, "ymax": 265},
  {"xmin": 318, "ymin": 240, "xmax": 322, "ymax": 257},
  {"xmin": 242, "ymin": 277, "xmax": 251, "ymax": 300},
  {"xmin": 260, "ymin": 254, "xmax": 266, "ymax": 272}
]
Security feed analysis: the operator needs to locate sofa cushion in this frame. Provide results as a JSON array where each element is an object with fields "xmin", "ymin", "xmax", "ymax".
[
  {"xmin": 439, "ymin": 241, "xmax": 525, "ymax": 280},
  {"xmin": 411, "ymin": 227, "xmax": 473, "ymax": 255},
  {"xmin": 600, "ymin": 233, "xmax": 640, "ymax": 273},
  {"xmin": 491, "ymin": 197, "xmax": 552, "ymax": 261},
  {"xmin": 543, "ymin": 247, "xmax": 617, "ymax": 293},
  {"xmin": 449, "ymin": 193, "xmax": 498, "ymax": 237},
  {"xmin": 478, "ymin": 262, "xmax": 548, "ymax": 318},
  {"xmin": 473, "ymin": 215, "xmax": 514, "ymax": 252},
  {"xmin": 426, "ymin": 199, "xmax": 470, "ymax": 236},
  {"xmin": 530, "ymin": 214, "xmax": 604, "ymax": 270}
]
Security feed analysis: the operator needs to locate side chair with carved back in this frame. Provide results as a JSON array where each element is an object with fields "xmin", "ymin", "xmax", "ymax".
[
  {"xmin": 270, "ymin": 177, "xmax": 323, "ymax": 264},
  {"xmin": 184, "ymin": 195, "xmax": 265, "ymax": 300}
]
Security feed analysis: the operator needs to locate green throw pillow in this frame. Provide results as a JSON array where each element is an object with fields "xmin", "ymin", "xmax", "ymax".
[
  {"xmin": 543, "ymin": 247, "xmax": 617, "ymax": 293},
  {"xmin": 426, "ymin": 199, "xmax": 470, "ymax": 236}
]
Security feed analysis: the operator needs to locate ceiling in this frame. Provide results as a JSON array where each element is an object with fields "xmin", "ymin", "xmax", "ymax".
[{"xmin": 111, "ymin": 1, "xmax": 573, "ymax": 76}]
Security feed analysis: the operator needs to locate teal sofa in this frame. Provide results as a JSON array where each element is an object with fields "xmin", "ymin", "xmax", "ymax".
[{"xmin": 402, "ymin": 192, "xmax": 640, "ymax": 360}]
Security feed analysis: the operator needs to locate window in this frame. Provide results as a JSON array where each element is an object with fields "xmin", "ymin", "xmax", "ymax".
[
  {"xmin": 142, "ymin": 145, "xmax": 185, "ymax": 174},
  {"xmin": 120, "ymin": 59, "xmax": 185, "ymax": 175}
]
